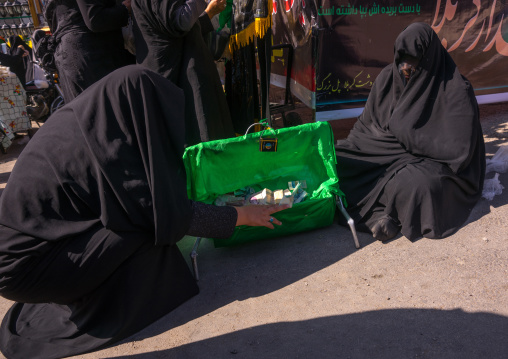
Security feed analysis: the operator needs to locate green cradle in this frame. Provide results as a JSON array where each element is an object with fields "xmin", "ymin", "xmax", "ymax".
[{"xmin": 182, "ymin": 121, "xmax": 345, "ymax": 247}]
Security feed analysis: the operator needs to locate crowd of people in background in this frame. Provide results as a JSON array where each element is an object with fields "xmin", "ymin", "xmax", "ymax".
[
  {"xmin": 1, "ymin": 0, "xmax": 236, "ymax": 146},
  {"xmin": 42, "ymin": 0, "xmax": 235, "ymax": 146}
]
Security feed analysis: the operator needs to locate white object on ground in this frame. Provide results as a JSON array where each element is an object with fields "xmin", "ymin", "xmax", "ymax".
[
  {"xmin": 486, "ymin": 145, "xmax": 508, "ymax": 173},
  {"xmin": 482, "ymin": 173, "xmax": 504, "ymax": 200}
]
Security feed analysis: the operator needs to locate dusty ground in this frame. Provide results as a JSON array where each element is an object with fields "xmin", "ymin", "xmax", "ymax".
[{"xmin": 0, "ymin": 104, "xmax": 507, "ymax": 359}]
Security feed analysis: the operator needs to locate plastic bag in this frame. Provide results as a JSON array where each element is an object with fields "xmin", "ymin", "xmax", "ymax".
[
  {"xmin": 482, "ymin": 173, "xmax": 504, "ymax": 200},
  {"xmin": 486, "ymin": 145, "xmax": 508, "ymax": 174},
  {"xmin": 32, "ymin": 63, "xmax": 49, "ymax": 89}
]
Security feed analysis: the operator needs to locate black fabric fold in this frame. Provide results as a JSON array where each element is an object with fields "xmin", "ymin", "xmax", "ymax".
[{"xmin": 0, "ymin": 65, "xmax": 192, "ymax": 245}]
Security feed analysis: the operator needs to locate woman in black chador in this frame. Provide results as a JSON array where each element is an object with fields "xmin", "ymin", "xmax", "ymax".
[
  {"xmin": 132, "ymin": 0, "xmax": 235, "ymax": 146},
  {"xmin": 335, "ymin": 22, "xmax": 486, "ymax": 242},
  {"xmin": 0, "ymin": 35, "xmax": 33, "ymax": 88},
  {"xmin": 45, "ymin": 0, "xmax": 135, "ymax": 102},
  {"xmin": 0, "ymin": 66, "xmax": 286, "ymax": 359}
]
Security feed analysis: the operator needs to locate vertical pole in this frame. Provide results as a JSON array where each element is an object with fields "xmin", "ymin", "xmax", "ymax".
[{"xmin": 27, "ymin": 0, "xmax": 39, "ymax": 28}]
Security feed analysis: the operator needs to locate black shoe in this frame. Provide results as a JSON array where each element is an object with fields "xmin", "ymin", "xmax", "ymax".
[{"xmin": 371, "ymin": 216, "xmax": 400, "ymax": 241}]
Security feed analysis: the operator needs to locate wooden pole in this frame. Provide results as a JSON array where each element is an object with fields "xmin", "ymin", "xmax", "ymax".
[{"xmin": 28, "ymin": 0, "xmax": 40, "ymax": 28}]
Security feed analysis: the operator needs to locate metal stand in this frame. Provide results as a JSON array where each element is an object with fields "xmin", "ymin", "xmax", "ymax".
[
  {"xmin": 190, "ymin": 237, "xmax": 202, "ymax": 281},
  {"xmin": 190, "ymin": 199, "xmax": 361, "ymax": 281},
  {"xmin": 336, "ymin": 196, "xmax": 361, "ymax": 248}
]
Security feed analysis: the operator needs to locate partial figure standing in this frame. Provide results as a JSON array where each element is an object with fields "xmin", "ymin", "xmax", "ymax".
[
  {"xmin": 132, "ymin": 0, "xmax": 235, "ymax": 146},
  {"xmin": 45, "ymin": 0, "xmax": 135, "ymax": 102},
  {"xmin": 335, "ymin": 22, "xmax": 486, "ymax": 242}
]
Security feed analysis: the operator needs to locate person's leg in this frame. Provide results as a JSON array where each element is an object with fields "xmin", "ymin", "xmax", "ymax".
[{"xmin": 366, "ymin": 160, "xmax": 470, "ymax": 241}]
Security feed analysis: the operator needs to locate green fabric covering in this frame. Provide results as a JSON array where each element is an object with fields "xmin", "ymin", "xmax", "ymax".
[
  {"xmin": 183, "ymin": 122, "xmax": 345, "ymax": 247},
  {"xmin": 218, "ymin": 0, "xmax": 233, "ymax": 32}
]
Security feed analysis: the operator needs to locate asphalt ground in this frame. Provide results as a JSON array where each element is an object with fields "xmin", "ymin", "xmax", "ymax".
[{"xmin": 0, "ymin": 103, "xmax": 507, "ymax": 359}]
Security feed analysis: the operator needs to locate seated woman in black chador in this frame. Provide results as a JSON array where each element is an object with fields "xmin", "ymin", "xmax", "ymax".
[
  {"xmin": 335, "ymin": 22, "xmax": 486, "ymax": 242},
  {"xmin": 0, "ymin": 65, "xmax": 287, "ymax": 359}
]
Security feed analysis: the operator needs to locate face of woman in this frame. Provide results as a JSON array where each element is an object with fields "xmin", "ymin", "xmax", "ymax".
[
  {"xmin": 397, "ymin": 55, "xmax": 419, "ymax": 85},
  {"xmin": 399, "ymin": 62, "xmax": 416, "ymax": 81}
]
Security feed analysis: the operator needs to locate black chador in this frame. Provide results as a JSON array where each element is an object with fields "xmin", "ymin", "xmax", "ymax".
[
  {"xmin": 0, "ymin": 66, "xmax": 202, "ymax": 358},
  {"xmin": 335, "ymin": 23, "xmax": 486, "ymax": 241}
]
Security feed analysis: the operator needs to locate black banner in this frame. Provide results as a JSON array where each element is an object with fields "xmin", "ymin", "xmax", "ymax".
[{"xmin": 270, "ymin": 0, "xmax": 508, "ymax": 117}]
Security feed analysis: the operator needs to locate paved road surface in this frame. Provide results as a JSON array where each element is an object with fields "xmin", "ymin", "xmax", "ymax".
[{"xmin": 0, "ymin": 103, "xmax": 507, "ymax": 359}]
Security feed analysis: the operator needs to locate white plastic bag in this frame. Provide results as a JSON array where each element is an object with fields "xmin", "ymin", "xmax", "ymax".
[
  {"xmin": 486, "ymin": 145, "xmax": 508, "ymax": 174},
  {"xmin": 482, "ymin": 173, "xmax": 504, "ymax": 201}
]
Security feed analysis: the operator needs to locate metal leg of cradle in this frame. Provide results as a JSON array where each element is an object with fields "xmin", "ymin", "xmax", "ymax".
[
  {"xmin": 190, "ymin": 237, "xmax": 202, "ymax": 281},
  {"xmin": 189, "ymin": 199, "xmax": 360, "ymax": 281},
  {"xmin": 336, "ymin": 197, "xmax": 361, "ymax": 249}
]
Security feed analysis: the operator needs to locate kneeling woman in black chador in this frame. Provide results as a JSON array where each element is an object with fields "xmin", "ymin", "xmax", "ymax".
[
  {"xmin": 0, "ymin": 66, "xmax": 286, "ymax": 359},
  {"xmin": 335, "ymin": 22, "xmax": 485, "ymax": 242}
]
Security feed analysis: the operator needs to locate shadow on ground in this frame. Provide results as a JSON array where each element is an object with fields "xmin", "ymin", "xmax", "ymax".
[
  {"xmin": 138, "ymin": 224, "xmax": 375, "ymax": 334},
  {"xmin": 109, "ymin": 104, "xmax": 508, "ymax": 350},
  {"xmin": 109, "ymin": 308, "xmax": 508, "ymax": 359}
]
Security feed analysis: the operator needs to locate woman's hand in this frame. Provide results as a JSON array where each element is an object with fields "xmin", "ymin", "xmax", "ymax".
[
  {"xmin": 205, "ymin": 0, "xmax": 227, "ymax": 19},
  {"xmin": 235, "ymin": 204, "xmax": 290, "ymax": 229},
  {"xmin": 17, "ymin": 45, "xmax": 29, "ymax": 57}
]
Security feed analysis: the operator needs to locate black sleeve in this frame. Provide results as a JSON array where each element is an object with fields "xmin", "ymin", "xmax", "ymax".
[
  {"xmin": 198, "ymin": 12, "xmax": 214, "ymax": 35},
  {"xmin": 169, "ymin": 0, "xmax": 207, "ymax": 32},
  {"xmin": 186, "ymin": 201, "xmax": 237, "ymax": 238}
]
